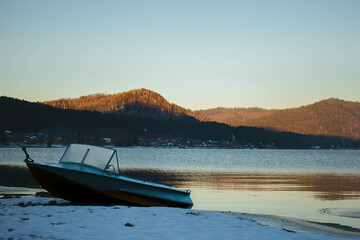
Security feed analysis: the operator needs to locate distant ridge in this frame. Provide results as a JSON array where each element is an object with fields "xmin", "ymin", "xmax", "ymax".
[
  {"xmin": 42, "ymin": 90, "xmax": 360, "ymax": 140},
  {"xmin": 43, "ymin": 89, "xmax": 207, "ymax": 122},
  {"xmin": 195, "ymin": 107, "xmax": 277, "ymax": 125},
  {"xmin": 1, "ymin": 96, "xmax": 359, "ymax": 149},
  {"xmin": 201, "ymin": 98, "xmax": 360, "ymax": 140}
]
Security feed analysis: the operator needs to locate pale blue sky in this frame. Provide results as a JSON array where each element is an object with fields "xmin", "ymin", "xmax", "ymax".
[{"xmin": 1, "ymin": 0, "xmax": 359, "ymax": 109}]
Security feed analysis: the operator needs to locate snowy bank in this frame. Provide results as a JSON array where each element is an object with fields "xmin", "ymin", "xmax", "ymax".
[{"xmin": 0, "ymin": 197, "xmax": 353, "ymax": 240}]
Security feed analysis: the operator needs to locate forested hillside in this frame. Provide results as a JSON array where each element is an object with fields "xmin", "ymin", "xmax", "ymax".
[
  {"xmin": 2, "ymin": 96, "xmax": 358, "ymax": 149},
  {"xmin": 235, "ymin": 99, "xmax": 360, "ymax": 140},
  {"xmin": 196, "ymin": 107, "xmax": 277, "ymax": 126},
  {"xmin": 43, "ymin": 89, "xmax": 207, "ymax": 122},
  {"xmin": 43, "ymin": 91, "xmax": 360, "ymax": 140}
]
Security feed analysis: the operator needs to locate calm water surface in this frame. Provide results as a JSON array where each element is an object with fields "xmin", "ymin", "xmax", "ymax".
[{"xmin": 1, "ymin": 147, "xmax": 360, "ymax": 228}]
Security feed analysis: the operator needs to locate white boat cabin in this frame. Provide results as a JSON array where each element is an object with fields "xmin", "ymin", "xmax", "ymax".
[{"xmin": 60, "ymin": 144, "xmax": 119, "ymax": 174}]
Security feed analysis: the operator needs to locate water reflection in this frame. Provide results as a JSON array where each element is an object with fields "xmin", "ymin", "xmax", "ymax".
[
  {"xmin": 121, "ymin": 169, "xmax": 360, "ymax": 228},
  {"xmin": 121, "ymin": 169, "xmax": 360, "ymax": 201}
]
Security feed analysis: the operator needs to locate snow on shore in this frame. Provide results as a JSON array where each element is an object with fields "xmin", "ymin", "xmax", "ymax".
[{"xmin": 0, "ymin": 197, "xmax": 347, "ymax": 240}]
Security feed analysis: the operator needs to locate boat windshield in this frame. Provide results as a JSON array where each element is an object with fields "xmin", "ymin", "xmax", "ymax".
[{"xmin": 60, "ymin": 144, "xmax": 119, "ymax": 174}]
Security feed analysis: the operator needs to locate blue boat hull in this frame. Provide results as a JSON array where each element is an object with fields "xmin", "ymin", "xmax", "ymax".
[{"xmin": 26, "ymin": 162, "xmax": 193, "ymax": 208}]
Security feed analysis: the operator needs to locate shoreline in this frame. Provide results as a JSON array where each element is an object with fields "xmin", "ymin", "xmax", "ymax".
[
  {"xmin": 0, "ymin": 165, "xmax": 40, "ymax": 188},
  {"xmin": 232, "ymin": 212, "xmax": 360, "ymax": 238},
  {"xmin": 1, "ymin": 144, "xmax": 359, "ymax": 150}
]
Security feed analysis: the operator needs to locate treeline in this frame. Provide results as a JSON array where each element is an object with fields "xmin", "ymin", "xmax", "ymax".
[{"xmin": 1, "ymin": 96, "xmax": 360, "ymax": 149}]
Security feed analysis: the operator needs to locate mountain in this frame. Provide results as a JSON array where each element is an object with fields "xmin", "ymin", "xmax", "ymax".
[
  {"xmin": 42, "ymin": 89, "xmax": 207, "ymax": 122},
  {"xmin": 196, "ymin": 107, "xmax": 277, "ymax": 126},
  {"xmin": 2, "ymin": 96, "xmax": 359, "ymax": 149},
  {"xmin": 201, "ymin": 98, "xmax": 360, "ymax": 140},
  {"xmin": 42, "ymin": 90, "xmax": 360, "ymax": 140},
  {"xmin": 0, "ymin": 96, "xmax": 264, "ymax": 145},
  {"xmin": 0, "ymin": 97, "xmax": 272, "ymax": 148}
]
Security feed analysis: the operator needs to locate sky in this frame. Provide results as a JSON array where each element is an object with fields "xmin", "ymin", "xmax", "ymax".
[{"xmin": 1, "ymin": 0, "xmax": 359, "ymax": 110}]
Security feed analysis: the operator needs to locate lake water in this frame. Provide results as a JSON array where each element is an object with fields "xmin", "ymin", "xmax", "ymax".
[{"xmin": 1, "ymin": 147, "xmax": 360, "ymax": 229}]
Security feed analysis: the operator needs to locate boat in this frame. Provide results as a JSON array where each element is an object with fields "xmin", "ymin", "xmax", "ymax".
[{"xmin": 23, "ymin": 144, "xmax": 193, "ymax": 208}]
